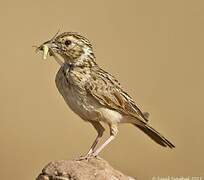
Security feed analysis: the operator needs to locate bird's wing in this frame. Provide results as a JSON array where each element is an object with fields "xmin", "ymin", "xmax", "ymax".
[{"xmin": 85, "ymin": 68, "xmax": 148, "ymax": 123}]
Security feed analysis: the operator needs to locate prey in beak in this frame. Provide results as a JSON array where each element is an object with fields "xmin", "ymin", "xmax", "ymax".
[
  {"xmin": 35, "ymin": 41, "xmax": 64, "ymax": 66},
  {"xmin": 36, "ymin": 44, "xmax": 50, "ymax": 60},
  {"xmin": 35, "ymin": 30, "xmax": 64, "ymax": 66}
]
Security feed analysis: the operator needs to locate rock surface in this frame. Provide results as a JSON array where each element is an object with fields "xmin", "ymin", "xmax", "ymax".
[{"xmin": 36, "ymin": 157, "xmax": 136, "ymax": 180}]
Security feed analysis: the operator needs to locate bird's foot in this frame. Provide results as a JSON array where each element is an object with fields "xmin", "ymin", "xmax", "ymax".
[{"xmin": 75, "ymin": 153, "xmax": 95, "ymax": 161}]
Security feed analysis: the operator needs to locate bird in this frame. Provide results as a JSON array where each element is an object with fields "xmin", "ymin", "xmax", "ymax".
[{"xmin": 36, "ymin": 31, "xmax": 175, "ymax": 159}]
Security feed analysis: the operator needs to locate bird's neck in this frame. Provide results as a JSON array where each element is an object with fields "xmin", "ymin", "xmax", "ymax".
[{"xmin": 77, "ymin": 46, "xmax": 96, "ymax": 67}]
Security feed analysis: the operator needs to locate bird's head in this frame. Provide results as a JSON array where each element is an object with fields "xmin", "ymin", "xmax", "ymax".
[{"xmin": 37, "ymin": 32, "xmax": 96, "ymax": 67}]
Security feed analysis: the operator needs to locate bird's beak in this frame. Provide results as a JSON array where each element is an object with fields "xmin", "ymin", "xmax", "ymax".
[{"xmin": 36, "ymin": 41, "xmax": 64, "ymax": 66}]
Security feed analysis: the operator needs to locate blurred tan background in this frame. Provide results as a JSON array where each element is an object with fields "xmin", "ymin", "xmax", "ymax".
[{"xmin": 0, "ymin": 0, "xmax": 204, "ymax": 179}]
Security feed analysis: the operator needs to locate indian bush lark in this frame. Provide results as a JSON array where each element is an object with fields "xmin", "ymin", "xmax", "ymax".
[{"xmin": 36, "ymin": 32, "xmax": 175, "ymax": 159}]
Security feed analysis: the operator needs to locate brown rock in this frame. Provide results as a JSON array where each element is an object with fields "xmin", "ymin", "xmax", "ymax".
[{"xmin": 36, "ymin": 157, "xmax": 136, "ymax": 180}]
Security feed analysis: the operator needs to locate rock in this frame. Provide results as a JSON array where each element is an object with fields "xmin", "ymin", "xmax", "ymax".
[{"xmin": 36, "ymin": 157, "xmax": 136, "ymax": 180}]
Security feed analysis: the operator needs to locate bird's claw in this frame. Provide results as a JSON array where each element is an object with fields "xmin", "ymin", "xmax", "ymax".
[{"xmin": 76, "ymin": 153, "xmax": 95, "ymax": 161}]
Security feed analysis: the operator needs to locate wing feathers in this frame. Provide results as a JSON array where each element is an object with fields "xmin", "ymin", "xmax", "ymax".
[{"xmin": 85, "ymin": 68, "xmax": 148, "ymax": 123}]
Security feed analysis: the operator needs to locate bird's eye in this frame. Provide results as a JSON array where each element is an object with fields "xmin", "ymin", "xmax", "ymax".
[{"xmin": 64, "ymin": 40, "xmax": 72, "ymax": 46}]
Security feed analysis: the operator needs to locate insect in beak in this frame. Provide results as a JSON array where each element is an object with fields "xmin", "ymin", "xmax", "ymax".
[
  {"xmin": 34, "ymin": 44, "xmax": 50, "ymax": 60},
  {"xmin": 35, "ymin": 43, "xmax": 64, "ymax": 66},
  {"xmin": 35, "ymin": 30, "xmax": 60, "ymax": 60},
  {"xmin": 41, "ymin": 44, "xmax": 49, "ymax": 60}
]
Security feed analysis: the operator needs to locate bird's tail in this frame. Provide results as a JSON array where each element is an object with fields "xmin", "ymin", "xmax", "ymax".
[{"xmin": 133, "ymin": 123, "xmax": 175, "ymax": 148}]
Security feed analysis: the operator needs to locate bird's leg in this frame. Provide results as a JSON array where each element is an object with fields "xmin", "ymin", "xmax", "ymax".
[
  {"xmin": 79, "ymin": 121, "xmax": 105, "ymax": 160},
  {"xmin": 86, "ymin": 122, "xmax": 105, "ymax": 155},
  {"xmin": 93, "ymin": 123, "xmax": 118, "ymax": 157}
]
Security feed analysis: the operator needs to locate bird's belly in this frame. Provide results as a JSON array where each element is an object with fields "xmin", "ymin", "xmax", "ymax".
[
  {"xmin": 55, "ymin": 68, "xmax": 124, "ymax": 124},
  {"xmin": 64, "ymin": 89, "xmax": 101, "ymax": 121},
  {"xmin": 55, "ymin": 72, "xmax": 101, "ymax": 121},
  {"xmin": 61, "ymin": 88, "xmax": 124, "ymax": 123},
  {"xmin": 98, "ymin": 108, "xmax": 123, "ymax": 124}
]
